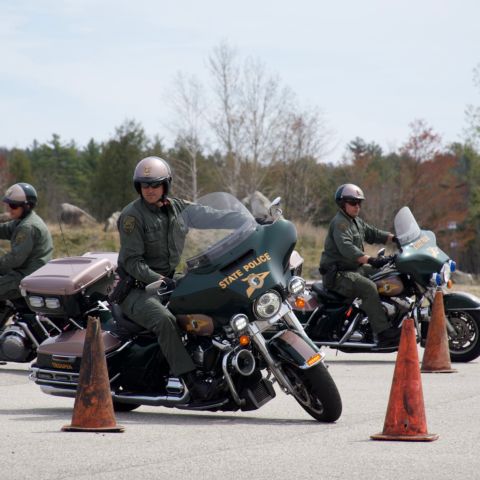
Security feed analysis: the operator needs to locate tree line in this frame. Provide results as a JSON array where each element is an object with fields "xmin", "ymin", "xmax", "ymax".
[{"xmin": 1, "ymin": 44, "xmax": 480, "ymax": 273}]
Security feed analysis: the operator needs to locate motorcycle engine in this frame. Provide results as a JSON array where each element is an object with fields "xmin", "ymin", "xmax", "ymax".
[
  {"xmin": 381, "ymin": 297, "xmax": 413, "ymax": 323},
  {"xmin": 0, "ymin": 326, "xmax": 35, "ymax": 362}
]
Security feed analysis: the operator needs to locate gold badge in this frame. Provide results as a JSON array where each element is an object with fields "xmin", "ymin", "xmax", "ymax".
[
  {"xmin": 123, "ymin": 216, "xmax": 136, "ymax": 234},
  {"xmin": 242, "ymin": 271, "xmax": 270, "ymax": 298}
]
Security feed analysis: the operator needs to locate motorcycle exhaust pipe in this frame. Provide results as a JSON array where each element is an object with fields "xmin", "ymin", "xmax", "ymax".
[{"xmin": 231, "ymin": 349, "xmax": 256, "ymax": 376}]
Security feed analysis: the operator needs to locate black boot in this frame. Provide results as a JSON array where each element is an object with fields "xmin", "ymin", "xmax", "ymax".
[
  {"xmin": 182, "ymin": 371, "xmax": 218, "ymax": 402},
  {"xmin": 377, "ymin": 326, "xmax": 401, "ymax": 347}
]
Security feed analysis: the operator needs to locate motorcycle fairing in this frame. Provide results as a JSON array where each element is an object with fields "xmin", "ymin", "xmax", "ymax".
[
  {"xmin": 169, "ymin": 219, "xmax": 297, "ymax": 320},
  {"xmin": 395, "ymin": 230, "xmax": 449, "ymax": 281}
]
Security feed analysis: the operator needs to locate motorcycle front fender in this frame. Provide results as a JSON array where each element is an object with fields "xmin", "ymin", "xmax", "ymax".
[
  {"xmin": 443, "ymin": 291, "xmax": 480, "ymax": 311},
  {"xmin": 267, "ymin": 330, "xmax": 323, "ymax": 369}
]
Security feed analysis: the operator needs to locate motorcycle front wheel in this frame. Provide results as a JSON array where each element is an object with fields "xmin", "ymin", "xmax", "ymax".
[
  {"xmin": 447, "ymin": 310, "xmax": 480, "ymax": 363},
  {"xmin": 282, "ymin": 362, "xmax": 342, "ymax": 422}
]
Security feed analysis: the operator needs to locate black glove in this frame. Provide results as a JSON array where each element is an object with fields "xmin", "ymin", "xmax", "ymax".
[
  {"xmin": 159, "ymin": 277, "xmax": 176, "ymax": 292},
  {"xmin": 367, "ymin": 255, "xmax": 392, "ymax": 269},
  {"xmin": 392, "ymin": 235, "xmax": 401, "ymax": 249}
]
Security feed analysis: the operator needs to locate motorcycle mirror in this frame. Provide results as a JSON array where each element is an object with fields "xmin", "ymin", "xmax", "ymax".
[
  {"xmin": 268, "ymin": 197, "xmax": 283, "ymax": 221},
  {"xmin": 377, "ymin": 248, "xmax": 386, "ymax": 257}
]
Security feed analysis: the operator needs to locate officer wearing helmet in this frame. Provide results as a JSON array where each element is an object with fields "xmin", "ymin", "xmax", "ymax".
[
  {"xmin": 0, "ymin": 183, "xmax": 53, "ymax": 325},
  {"xmin": 116, "ymin": 156, "xmax": 244, "ymax": 401},
  {"xmin": 319, "ymin": 183, "xmax": 400, "ymax": 347}
]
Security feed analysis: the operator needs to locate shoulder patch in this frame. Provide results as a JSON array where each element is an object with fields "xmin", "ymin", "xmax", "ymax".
[
  {"xmin": 122, "ymin": 216, "xmax": 136, "ymax": 234},
  {"xmin": 338, "ymin": 222, "xmax": 349, "ymax": 232},
  {"xmin": 14, "ymin": 231, "xmax": 27, "ymax": 244}
]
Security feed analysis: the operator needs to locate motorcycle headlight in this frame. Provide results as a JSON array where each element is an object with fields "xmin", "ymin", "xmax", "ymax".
[
  {"xmin": 230, "ymin": 314, "xmax": 249, "ymax": 333},
  {"xmin": 253, "ymin": 290, "xmax": 282, "ymax": 319},
  {"xmin": 432, "ymin": 263, "xmax": 452, "ymax": 287},
  {"xmin": 441, "ymin": 263, "xmax": 452, "ymax": 284},
  {"xmin": 288, "ymin": 276, "xmax": 306, "ymax": 295},
  {"xmin": 45, "ymin": 298, "xmax": 61, "ymax": 309},
  {"xmin": 28, "ymin": 296, "xmax": 44, "ymax": 308}
]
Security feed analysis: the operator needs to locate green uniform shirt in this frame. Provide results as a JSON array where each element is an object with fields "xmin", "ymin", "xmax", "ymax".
[
  {"xmin": 0, "ymin": 211, "xmax": 53, "ymax": 276},
  {"xmin": 320, "ymin": 209, "xmax": 390, "ymax": 271},
  {"xmin": 117, "ymin": 197, "xmax": 189, "ymax": 284},
  {"xmin": 117, "ymin": 197, "xmax": 245, "ymax": 284}
]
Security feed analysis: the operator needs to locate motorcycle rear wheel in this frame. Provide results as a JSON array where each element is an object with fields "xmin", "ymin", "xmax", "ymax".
[
  {"xmin": 282, "ymin": 362, "xmax": 342, "ymax": 422},
  {"xmin": 447, "ymin": 310, "xmax": 480, "ymax": 363}
]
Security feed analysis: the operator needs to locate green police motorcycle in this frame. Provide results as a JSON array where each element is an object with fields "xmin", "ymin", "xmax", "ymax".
[
  {"xmin": 292, "ymin": 206, "xmax": 480, "ymax": 362},
  {"xmin": 28, "ymin": 193, "xmax": 342, "ymax": 422}
]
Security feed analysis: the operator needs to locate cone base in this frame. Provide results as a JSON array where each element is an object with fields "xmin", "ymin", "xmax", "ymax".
[
  {"xmin": 62, "ymin": 424, "xmax": 124, "ymax": 433},
  {"xmin": 371, "ymin": 432, "xmax": 439, "ymax": 442},
  {"xmin": 421, "ymin": 368, "xmax": 457, "ymax": 374}
]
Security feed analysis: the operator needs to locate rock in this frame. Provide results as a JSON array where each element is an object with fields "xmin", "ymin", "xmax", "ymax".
[
  {"xmin": 59, "ymin": 203, "xmax": 97, "ymax": 226},
  {"xmin": 104, "ymin": 211, "xmax": 121, "ymax": 232}
]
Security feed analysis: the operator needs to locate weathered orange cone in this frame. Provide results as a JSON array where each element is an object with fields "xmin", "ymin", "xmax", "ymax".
[
  {"xmin": 62, "ymin": 316, "xmax": 124, "ymax": 432},
  {"xmin": 371, "ymin": 318, "xmax": 438, "ymax": 441},
  {"xmin": 421, "ymin": 288, "xmax": 457, "ymax": 374}
]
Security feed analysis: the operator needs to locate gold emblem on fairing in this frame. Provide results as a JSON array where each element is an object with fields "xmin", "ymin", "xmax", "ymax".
[
  {"xmin": 242, "ymin": 271, "xmax": 270, "ymax": 297},
  {"xmin": 412, "ymin": 236, "xmax": 429, "ymax": 249},
  {"xmin": 427, "ymin": 247, "xmax": 440, "ymax": 258}
]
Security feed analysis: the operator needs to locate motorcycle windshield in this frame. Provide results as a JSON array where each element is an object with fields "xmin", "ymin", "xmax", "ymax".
[
  {"xmin": 179, "ymin": 192, "xmax": 257, "ymax": 272},
  {"xmin": 394, "ymin": 206, "xmax": 422, "ymax": 246}
]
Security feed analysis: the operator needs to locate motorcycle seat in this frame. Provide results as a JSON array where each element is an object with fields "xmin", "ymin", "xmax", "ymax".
[
  {"xmin": 110, "ymin": 303, "xmax": 152, "ymax": 340},
  {"xmin": 311, "ymin": 282, "xmax": 349, "ymax": 303}
]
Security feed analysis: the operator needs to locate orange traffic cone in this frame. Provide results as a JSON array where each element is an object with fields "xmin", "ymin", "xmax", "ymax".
[
  {"xmin": 421, "ymin": 288, "xmax": 457, "ymax": 373},
  {"xmin": 371, "ymin": 318, "xmax": 438, "ymax": 441},
  {"xmin": 62, "ymin": 316, "xmax": 124, "ymax": 432}
]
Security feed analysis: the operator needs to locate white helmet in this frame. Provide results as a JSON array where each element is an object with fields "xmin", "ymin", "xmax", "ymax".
[{"xmin": 133, "ymin": 156, "xmax": 172, "ymax": 195}]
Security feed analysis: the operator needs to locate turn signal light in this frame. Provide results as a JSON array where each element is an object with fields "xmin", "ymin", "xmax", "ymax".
[
  {"xmin": 447, "ymin": 280, "xmax": 453, "ymax": 289},
  {"xmin": 295, "ymin": 296, "xmax": 306, "ymax": 309},
  {"xmin": 306, "ymin": 353, "xmax": 322, "ymax": 366},
  {"xmin": 239, "ymin": 335, "xmax": 250, "ymax": 346}
]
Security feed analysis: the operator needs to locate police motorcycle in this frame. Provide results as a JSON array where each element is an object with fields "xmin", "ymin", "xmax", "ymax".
[
  {"xmin": 290, "ymin": 206, "xmax": 480, "ymax": 363},
  {"xmin": 28, "ymin": 193, "xmax": 342, "ymax": 422},
  {"xmin": 0, "ymin": 252, "xmax": 117, "ymax": 364}
]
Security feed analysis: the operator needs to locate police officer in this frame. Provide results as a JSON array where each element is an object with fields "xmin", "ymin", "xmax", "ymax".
[
  {"xmin": 319, "ymin": 183, "xmax": 401, "ymax": 347},
  {"xmin": 0, "ymin": 183, "xmax": 53, "ymax": 326},
  {"xmin": 117, "ymin": 156, "xmax": 237, "ymax": 401}
]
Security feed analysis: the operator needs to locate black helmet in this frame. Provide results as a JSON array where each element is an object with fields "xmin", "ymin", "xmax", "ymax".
[
  {"xmin": 335, "ymin": 183, "xmax": 365, "ymax": 207},
  {"xmin": 133, "ymin": 156, "xmax": 172, "ymax": 195},
  {"xmin": 3, "ymin": 183, "xmax": 38, "ymax": 208}
]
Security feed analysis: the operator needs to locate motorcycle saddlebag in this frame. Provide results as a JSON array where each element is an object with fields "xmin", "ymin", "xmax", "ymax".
[{"xmin": 20, "ymin": 254, "xmax": 117, "ymax": 318}]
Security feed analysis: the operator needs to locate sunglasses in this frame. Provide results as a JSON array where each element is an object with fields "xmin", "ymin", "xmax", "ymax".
[
  {"xmin": 345, "ymin": 200, "xmax": 362, "ymax": 206},
  {"xmin": 6, "ymin": 203, "xmax": 22, "ymax": 210},
  {"xmin": 140, "ymin": 182, "xmax": 163, "ymax": 189}
]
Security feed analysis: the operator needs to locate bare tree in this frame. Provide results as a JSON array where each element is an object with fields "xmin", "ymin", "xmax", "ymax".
[
  {"xmin": 208, "ymin": 42, "xmax": 244, "ymax": 196},
  {"xmin": 165, "ymin": 72, "xmax": 206, "ymax": 201},
  {"xmin": 464, "ymin": 63, "xmax": 480, "ymax": 149},
  {"xmin": 208, "ymin": 42, "xmax": 314, "ymax": 198},
  {"xmin": 272, "ymin": 106, "xmax": 332, "ymax": 221}
]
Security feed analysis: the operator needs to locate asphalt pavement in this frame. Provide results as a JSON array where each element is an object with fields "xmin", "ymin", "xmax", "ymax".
[{"xmin": 0, "ymin": 348, "xmax": 479, "ymax": 480}]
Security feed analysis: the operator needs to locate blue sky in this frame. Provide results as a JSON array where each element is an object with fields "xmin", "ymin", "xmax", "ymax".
[{"xmin": 1, "ymin": 0, "xmax": 480, "ymax": 162}]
